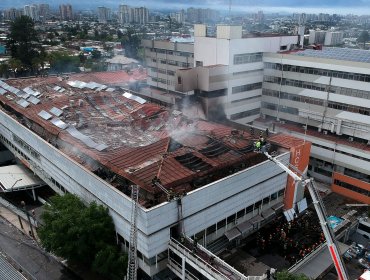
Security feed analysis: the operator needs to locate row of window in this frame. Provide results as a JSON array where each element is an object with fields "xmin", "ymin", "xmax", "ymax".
[
  {"xmin": 262, "ymin": 102, "xmax": 299, "ymax": 115},
  {"xmin": 334, "ymin": 179, "xmax": 370, "ymax": 197},
  {"xmin": 151, "ymin": 58, "xmax": 191, "ymax": 68},
  {"xmin": 311, "ymin": 143, "xmax": 370, "ymax": 163},
  {"xmin": 151, "ymin": 77, "xmax": 175, "ymax": 86},
  {"xmin": 265, "ymin": 72, "xmax": 370, "ymax": 101},
  {"xmin": 262, "ymin": 87, "xmax": 370, "ymax": 116},
  {"xmin": 232, "ymin": 82, "xmax": 262, "ymax": 94},
  {"xmin": 234, "ymin": 53, "xmax": 263, "ymax": 65},
  {"xmin": 147, "ymin": 48, "xmax": 193, "ymax": 58},
  {"xmin": 151, "ymin": 68, "xmax": 176, "ymax": 76},
  {"xmin": 264, "ymin": 62, "xmax": 370, "ymax": 83},
  {"xmin": 233, "ymin": 69, "xmax": 263, "ymax": 76},
  {"xmin": 230, "ymin": 108, "xmax": 260, "ymax": 120},
  {"xmin": 0, "ymin": 134, "xmax": 31, "ymax": 161},
  {"xmin": 12, "ymin": 134, "xmax": 40, "ymax": 160},
  {"xmin": 201, "ymin": 189, "xmax": 285, "ymax": 237},
  {"xmin": 263, "ymin": 89, "xmax": 324, "ymax": 106},
  {"xmin": 264, "ymin": 76, "xmax": 326, "ymax": 92}
]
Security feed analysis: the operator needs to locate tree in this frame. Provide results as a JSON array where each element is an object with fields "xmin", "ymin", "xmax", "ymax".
[
  {"xmin": 358, "ymin": 30, "xmax": 369, "ymax": 48},
  {"xmin": 92, "ymin": 245, "xmax": 128, "ymax": 280},
  {"xmin": 6, "ymin": 16, "xmax": 43, "ymax": 71},
  {"xmin": 38, "ymin": 194, "xmax": 127, "ymax": 279},
  {"xmin": 121, "ymin": 28, "xmax": 141, "ymax": 59},
  {"xmin": 48, "ymin": 51, "xmax": 80, "ymax": 73},
  {"xmin": 275, "ymin": 270, "xmax": 310, "ymax": 280}
]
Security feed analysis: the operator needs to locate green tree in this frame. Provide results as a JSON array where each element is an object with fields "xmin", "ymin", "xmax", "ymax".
[
  {"xmin": 121, "ymin": 28, "xmax": 141, "ymax": 59},
  {"xmin": 358, "ymin": 30, "xmax": 369, "ymax": 48},
  {"xmin": 6, "ymin": 16, "xmax": 42, "ymax": 71},
  {"xmin": 48, "ymin": 51, "xmax": 80, "ymax": 73},
  {"xmin": 92, "ymin": 245, "xmax": 128, "ymax": 280},
  {"xmin": 38, "ymin": 194, "xmax": 121, "ymax": 264},
  {"xmin": 276, "ymin": 270, "xmax": 310, "ymax": 280}
]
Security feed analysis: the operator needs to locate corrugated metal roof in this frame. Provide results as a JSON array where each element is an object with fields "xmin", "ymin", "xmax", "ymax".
[
  {"xmin": 0, "ymin": 164, "xmax": 44, "ymax": 191},
  {"xmin": 0, "ymin": 254, "xmax": 27, "ymax": 280}
]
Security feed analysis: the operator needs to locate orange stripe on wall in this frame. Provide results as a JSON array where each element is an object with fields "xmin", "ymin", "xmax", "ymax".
[{"xmin": 332, "ymin": 172, "xmax": 370, "ymax": 204}]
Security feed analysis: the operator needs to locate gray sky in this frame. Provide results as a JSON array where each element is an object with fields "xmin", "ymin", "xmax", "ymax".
[{"xmin": 2, "ymin": 0, "xmax": 370, "ymax": 15}]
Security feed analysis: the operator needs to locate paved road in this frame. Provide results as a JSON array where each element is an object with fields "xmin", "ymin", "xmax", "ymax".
[{"xmin": 0, "ymin": 216, "xmax": 80, "ymax": 280}]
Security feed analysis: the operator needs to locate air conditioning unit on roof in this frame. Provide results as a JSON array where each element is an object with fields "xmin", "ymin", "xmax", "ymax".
[
  {"xmin": 348, "ymin": 137, "xmax": 354, "ymax": 142},
  {"xmin": 323, "ymin": 130, "xmax": 328, "ymax": 135}
]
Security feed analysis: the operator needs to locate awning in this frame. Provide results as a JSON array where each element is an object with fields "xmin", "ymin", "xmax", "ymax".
[
  {"xmin": 225, "ymin": 227, "xmax": 241, "ymax": 241},
  {"xmin": 261, "ymin": 208, "xmax": 275, "ymax": 219},
  {"xmin": 249, "ymin": 215, "xmax": 264, "ymax": 224},
  {"xmin": 237, "ymin": 221, "xmax": 253, "ymax": 234},
  {"xmin": 271, "ymin": 202, "xmax": 284, "ymax": 212},
  {"xmin": 0, "ymin": 164, "xmax": 45, "ymax": 192}
]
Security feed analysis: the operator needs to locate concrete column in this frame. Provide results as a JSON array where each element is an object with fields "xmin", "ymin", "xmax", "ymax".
[{"xmin": 32, "ymin": 188, "xmax": 37, "ymax": 201}]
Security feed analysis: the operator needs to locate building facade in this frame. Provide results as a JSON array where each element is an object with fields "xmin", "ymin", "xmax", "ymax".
[
  {"xmin": 97, "ymin": 6, "xmax": 111, "ymax": 23},
  {"xmin": 175, "ymin": 25, "xmax": 298, "ymax": 124},
  {"xmin": 260, "ymin": 48, "xmax": 370, "ymax": 204},
  {"xmin": 59, "ymin": 4, "xmax": 73, "ymax": 21},
  {"xmin": 142, "ymin": 39, "xmax": 194, "ymax": 96},
  {"xmin": 0, "ymin": 75, "xmax": 310, "ymax": 277}
]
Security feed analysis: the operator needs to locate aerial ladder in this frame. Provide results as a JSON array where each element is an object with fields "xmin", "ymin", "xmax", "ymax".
[
  {"xmin": 263, "ymin": 151, "xmax": 349, "ymax": 280},
  {"xmin": 127, "ymin": 185, "xmax": 139, "ymax": 280}
]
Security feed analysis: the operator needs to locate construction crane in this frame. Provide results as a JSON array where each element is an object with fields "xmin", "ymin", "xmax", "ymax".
[
  {"xmin": 127, "ymin": 185, "xmax": 139, "ymax": 280},
  {"xmin": 263, "ymin": 152, "xmax": 349, "ymax": 280}
]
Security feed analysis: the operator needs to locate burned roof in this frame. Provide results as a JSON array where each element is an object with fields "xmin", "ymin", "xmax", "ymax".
[{"xmin": 0, "ymin": 73, "xmax": 287, "ymax": 206}]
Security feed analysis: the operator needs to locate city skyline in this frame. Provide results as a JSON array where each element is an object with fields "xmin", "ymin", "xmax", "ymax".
[{"xmin": 2, "ymin": 0, "xmax": 370, "ymax": 15}]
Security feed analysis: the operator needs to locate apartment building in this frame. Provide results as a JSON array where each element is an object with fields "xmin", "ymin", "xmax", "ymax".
[
  {"xmin": 0, "ymin": 73, "xmax": 310, "ymax": 277},
  {"xmin": 259, "ymin": 48, "xmax": 370, "ymax": 204}
]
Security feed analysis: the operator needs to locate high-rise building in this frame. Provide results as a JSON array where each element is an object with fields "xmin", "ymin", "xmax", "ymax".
[
  {"xmin": 118, "ymin": 5, "xmax": 148, "ymax": 24},
  {"xmin": 324, "ymin": 31, "xmax": 344, "ymax": 46},
  {"xmin": 118, "ymin": 5, "xmax": 132, "ymax": 24},
  {"xmin": 3, "ymin": 8, "xmax": 22, "ymax": 21},
  {"xmin": 38, "ymin": 4, "xmax": 50, "ymax": 21},
  {"xmin": 309, "ymin": 29, "xmax": 327, "ymax": 45},
  {"xmin": 97, "ymin": 6, "xmax": 111, "ymax": 23},
  {"xmin": 24, "ymin": 5, "xmax": 39, "ymax": 21},
  {"xmin": 186, "ymin": 7, "xmax": 219, "ymax": 23},
  {"xmin": 133, "ymin": 7, "xmax": 148, "ymax": 25},
  {"xmin": 59, "ymin": 4, "xmax": 73, "ymax": 21}
]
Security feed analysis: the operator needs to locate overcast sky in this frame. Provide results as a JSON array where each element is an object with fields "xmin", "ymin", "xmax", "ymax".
[{"xmin": 2, "ymin": 0, "xmax": 370, "ymax": 15}]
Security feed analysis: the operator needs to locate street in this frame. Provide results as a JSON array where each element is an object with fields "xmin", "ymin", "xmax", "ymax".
[{"xmin": 0, "ymin": 216, "xmax": 80, "ymax": 280}]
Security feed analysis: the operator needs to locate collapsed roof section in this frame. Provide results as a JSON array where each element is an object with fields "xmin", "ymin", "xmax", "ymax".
[{"xmin": 0, "ymin": 73, "xmax": 288, "ymax": 206}]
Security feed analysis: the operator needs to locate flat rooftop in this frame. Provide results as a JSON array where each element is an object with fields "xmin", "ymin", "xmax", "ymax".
[
  {"xmin": 290, "ymin": 47, "xmax": 370, "ymax": 63},
  {"xmin": 0, "ymin": 73, "xmax": 302, "ymax": 208}
]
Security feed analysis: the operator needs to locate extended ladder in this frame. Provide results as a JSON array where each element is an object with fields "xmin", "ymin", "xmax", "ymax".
[{"xmin": 127, "ymin": 185, "xmax": 139, "ymax": 280}]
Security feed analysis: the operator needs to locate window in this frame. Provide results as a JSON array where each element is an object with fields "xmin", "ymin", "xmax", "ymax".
[
  {"xmin": 234, "ymin": 53, "xmax": 262, "ymax": 65},
  {"xmin": 196, "ymin": 61, "xmax": 203, "ymax": 67},
  {"xmin": 232, "ymin": 82, "xmax": 262, "ymax": 94},
  {"xmin": 230, "ymin": 108, "xmax": 260, "ymax": 120}
]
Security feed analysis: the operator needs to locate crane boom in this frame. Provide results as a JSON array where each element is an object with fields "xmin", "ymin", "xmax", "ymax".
[{"xmin": 264, "ymin": 152, "xmax": 349, "ymax": 280}]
